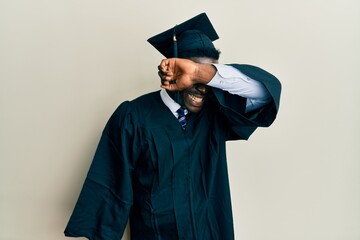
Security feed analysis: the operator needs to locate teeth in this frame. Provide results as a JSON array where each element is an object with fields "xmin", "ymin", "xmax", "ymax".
[{"xmin": 189, "ymin": 94, "xmax": 202, "ymax": 103}]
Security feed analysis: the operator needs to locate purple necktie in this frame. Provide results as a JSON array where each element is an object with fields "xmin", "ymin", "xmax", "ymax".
[{"xmin": 176, "ymin": 107, "xmax": 188, "ymax": 129}]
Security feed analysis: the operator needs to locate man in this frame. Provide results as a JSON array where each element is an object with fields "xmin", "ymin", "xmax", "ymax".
[{"xmin": 65, "ymin": 13, "xmax": 281, "ymax": 239}]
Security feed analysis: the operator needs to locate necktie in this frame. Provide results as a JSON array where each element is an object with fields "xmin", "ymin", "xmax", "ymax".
[{"xmin": 176, "ymin": 107, "xmax": 188, "ymax": 129}]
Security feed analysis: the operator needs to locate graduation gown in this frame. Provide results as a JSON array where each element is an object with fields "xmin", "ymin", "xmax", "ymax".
[{"xmin": 64, "ymin": 64, "xmax": 281, "ymax": 240}]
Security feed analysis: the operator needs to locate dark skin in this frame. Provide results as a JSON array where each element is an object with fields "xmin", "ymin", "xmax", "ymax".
[{"xmin": 158, "ymin": 58, "xmax": 218, "ymax": 112}]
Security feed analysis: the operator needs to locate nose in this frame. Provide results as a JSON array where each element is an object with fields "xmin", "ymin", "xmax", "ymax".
[{"xmin": 196, "ymin": 84, "xmax": 209, "ymax": 95}]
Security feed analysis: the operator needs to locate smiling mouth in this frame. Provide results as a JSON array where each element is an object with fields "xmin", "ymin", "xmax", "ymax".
[
  {"xmin": 189, "ymin": 93, "xmax": 204, "ymax": 103},
  {"xmin": 186, "ymin": 92, "xmax": 206, "ymax": 108}
]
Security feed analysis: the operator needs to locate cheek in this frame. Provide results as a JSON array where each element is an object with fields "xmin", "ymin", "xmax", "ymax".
[
  {"xmin": 181, "ymin": 91, "xmax": 192, "ymax": 102},
  {"xmin": 182, "ymin": 95, "xmax": 191, "ymax": 106}
]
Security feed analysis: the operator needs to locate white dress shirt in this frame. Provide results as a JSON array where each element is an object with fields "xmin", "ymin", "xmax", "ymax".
[{"xmin": 160, "ymin": 64, "xmax": 272, "ymax": 117}]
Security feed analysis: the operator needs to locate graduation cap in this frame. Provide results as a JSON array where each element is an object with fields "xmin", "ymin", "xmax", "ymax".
[{"xmin": 148, "ymin": 13, "xmax": 219, "ymax": 58}]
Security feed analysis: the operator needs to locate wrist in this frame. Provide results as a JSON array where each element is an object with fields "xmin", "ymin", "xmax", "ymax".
[{"xmin": 194, "ymin": 63, "xmax": 217, "ymax": 84}]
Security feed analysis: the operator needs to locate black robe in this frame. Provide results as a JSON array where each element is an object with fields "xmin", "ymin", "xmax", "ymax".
[{"xmin": 64, "ymin": 64, "xmax": 281, "ymax": 240}]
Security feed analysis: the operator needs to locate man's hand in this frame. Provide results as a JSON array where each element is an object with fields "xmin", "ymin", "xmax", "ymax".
[
  {"xmin": 158, "ymin": 58, "xmax": 199, "ymax": 91},
  {"xmin": 158, "ymin": 58, "xmax": 217, "ymax": 91}
]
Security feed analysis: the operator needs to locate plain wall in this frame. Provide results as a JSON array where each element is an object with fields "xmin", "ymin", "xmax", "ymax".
[{"xmin": 1, "ymin": 0, "xmax": 359, "ymax": 239}]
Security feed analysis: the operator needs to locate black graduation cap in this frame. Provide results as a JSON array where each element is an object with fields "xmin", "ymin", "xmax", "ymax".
[{"xmin": 148, "ymin": 13, "xmax": 219, "ymax": 58}]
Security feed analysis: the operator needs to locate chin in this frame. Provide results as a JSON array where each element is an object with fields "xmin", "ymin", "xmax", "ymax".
[
  {"xmin": 184, "ymin": 100, "xmax": 204, "ymax": 112},
  {"xmin": 186, "ymin": 105, "xmax": 202, "ymax": 113},
  {"xmin": 182, "ymin": 90, "xmax": 207, "ymax": 112}
]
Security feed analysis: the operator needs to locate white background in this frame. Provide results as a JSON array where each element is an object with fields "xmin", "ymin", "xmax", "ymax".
[{"xmin": 1, "ymin": 0, "xmax": 359, "ymax": 239}]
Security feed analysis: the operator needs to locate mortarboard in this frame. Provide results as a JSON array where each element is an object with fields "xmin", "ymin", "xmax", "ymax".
[{"xmin": 148, "ymin": 13, "xmax": 219, "ymax": 58}]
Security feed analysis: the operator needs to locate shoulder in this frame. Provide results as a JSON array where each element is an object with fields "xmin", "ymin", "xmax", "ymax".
[
  {"xmin": 112, "ymin": 90, "xmax": 162, "ymax": 123},
  {"xmin": 115, "ymin": 90, "xmax": 159, "ymax": 108}
]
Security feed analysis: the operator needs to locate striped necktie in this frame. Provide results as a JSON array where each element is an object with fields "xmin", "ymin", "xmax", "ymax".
[{"xmin": 176, "ymin": 107, "xmax": 188, "ymax": 129}]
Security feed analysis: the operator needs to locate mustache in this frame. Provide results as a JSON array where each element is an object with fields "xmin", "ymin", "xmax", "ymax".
[
  {"xmin": 184, "ymin": 85, "xmax": 209, "ymax": 96},
  {"xmin": 185, "ymin": 89, "xmax": 204, "ymax": 96}
]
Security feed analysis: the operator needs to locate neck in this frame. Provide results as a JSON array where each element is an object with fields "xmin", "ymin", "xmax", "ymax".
[{"xmin": 166, "ymin": 90, "xmax": 184, "ymax": 106}]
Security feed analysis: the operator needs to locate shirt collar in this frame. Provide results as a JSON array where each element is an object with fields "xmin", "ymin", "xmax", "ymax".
[{"xmin": 160, "ymin": 89, "xmax": 181, "ymax": 118}]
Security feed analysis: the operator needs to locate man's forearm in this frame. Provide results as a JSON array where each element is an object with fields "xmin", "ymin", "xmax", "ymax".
[
  {"xmin": 207, "ymin": 64, "xmax": 272, "ymax": 112},
  {"xmin": 193, "ymin": 63, "xmax": 217, "ymax": 85}
]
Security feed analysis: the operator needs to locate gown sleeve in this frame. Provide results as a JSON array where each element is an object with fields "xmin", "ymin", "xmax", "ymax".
[
  {"xmin": 211, "ymin": 64, "xmax": 282, "ymax": 140},
  {"xmin": 64, "ymin": 101, "xmax": 139, "ymax": 239}
]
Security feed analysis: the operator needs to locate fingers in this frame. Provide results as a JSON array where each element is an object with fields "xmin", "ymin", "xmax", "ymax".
[
  {"xmin": 160, "ymin": 78, "xmax": 176, "ymax": 88},
  {"xmin": 158, "ymin": 69, "xmax": 174, "ymax": 84},
  {"xmin": 159, "ymin": 59, "xmax": 171, "ymax": 72},
  {"xmin": 158, "ymin": 59, "xmax": 176, "ymax": 87},
  {"xmin": 160, "ymin": 82, "xmax": 178, "ymax": 91},
  {"xmin": 158, "ymin": 58, "xmax": 180, "ymax": 91}
]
